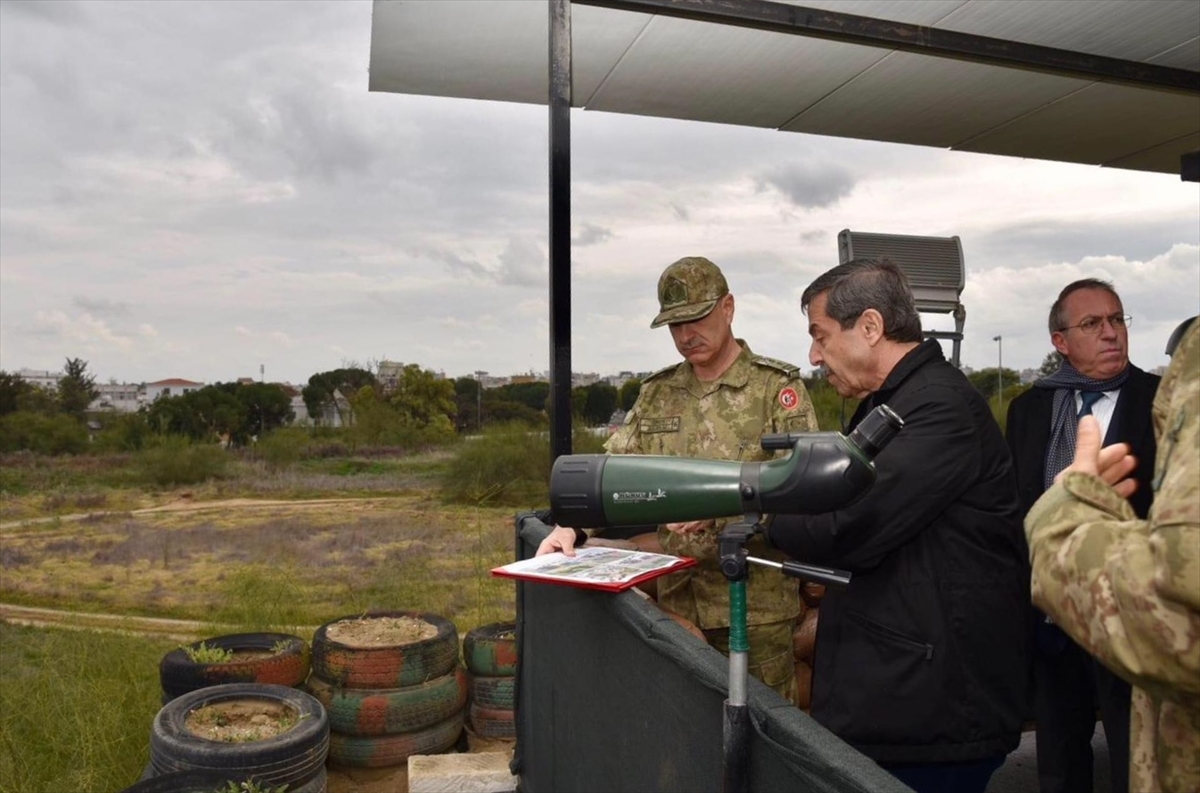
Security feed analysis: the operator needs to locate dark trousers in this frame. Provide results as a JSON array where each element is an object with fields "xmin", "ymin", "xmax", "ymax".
[
  {"xmin": 879, "ymin": 756, "xmax": 1004, "ymax": 793},
  {"xmin": 1034, "ymin": 625, "xmax": 1131, "ymax": 793}
]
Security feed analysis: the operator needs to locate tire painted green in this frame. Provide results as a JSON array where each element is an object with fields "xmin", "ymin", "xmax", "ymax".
[
  {"xmin": 462, "ymin": 621, "xmax": 517, "ymax": 677},
  {"xmin": 327, "ymin": 711, "xmax": 464, "ymax": 768},
  {"xmin": 469, "ymin": 703, "xmax": 515, "ymax": 740},
  {"xmin": 469, "ymin": 674, "xmax": 515, "ymax": 711},
  {"xmin": 311, "ymin": 611, "xmax": 458, "ymax": 690},
  {"xmin": 306, "ymin": 667, "xmax": 467, "ymax": 736}
]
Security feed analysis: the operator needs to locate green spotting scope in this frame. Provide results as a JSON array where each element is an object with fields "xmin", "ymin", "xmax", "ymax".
[{"xmin": 550, "ymin": 403, "xmax": 904, "ymax": 527}]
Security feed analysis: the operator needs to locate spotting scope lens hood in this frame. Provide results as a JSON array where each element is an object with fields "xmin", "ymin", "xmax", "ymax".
[{"xmin": 549, "ymin": 404, "xmax": 903, "ymax": 529}]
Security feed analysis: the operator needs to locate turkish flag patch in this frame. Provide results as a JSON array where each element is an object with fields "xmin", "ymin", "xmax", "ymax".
[{"xmin": 778, "ymin": 387, "xmax": 799, "ymax": 410}]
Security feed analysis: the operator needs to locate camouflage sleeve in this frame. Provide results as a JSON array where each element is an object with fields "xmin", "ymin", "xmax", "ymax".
[{"xmin": 1025, "ymin": 325, "xmax": 1200, "ymax": 707}]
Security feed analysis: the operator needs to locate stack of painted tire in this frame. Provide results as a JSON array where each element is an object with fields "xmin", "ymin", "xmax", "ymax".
[
  {"xmin": 159, "ymin": 632, "xmax": 311, "ymax": 703},
  {"xmin": 146, "ymin": 683, "xmax": 329, "ymax": 793},
  {"xmin": 463, "ymin": 621, "xmax": 517, "ymax": 740},
  {"xmin": 307, "ymin": 611, "xmax": 467, "ymax": 768},
  {"xmin": 792, "ymin": 583, "xmax": 824, "ymax": 711}
]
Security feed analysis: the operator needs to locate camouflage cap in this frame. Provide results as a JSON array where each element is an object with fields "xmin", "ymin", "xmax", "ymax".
[{"xmin": 651, "ymin": 257, "xmax": 730, "ymax": 329}]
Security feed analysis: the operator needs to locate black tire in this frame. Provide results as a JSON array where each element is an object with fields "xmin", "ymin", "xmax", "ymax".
[
  {"xmin": 327, "ymin": 711, "xmax": 464, "ymax": 768},
  {"xmin": 462, "ymin": 621, "xmax": 517, "ymax": 677},
  {"xmin": 306, "ymin": 666, "xmax": 468, "ymax": 736},
  {"xmin": 469, "ymin": 674, "xmax": 515, "ymax": 711},
  {"xmin": 160, "ymin": 633, "xmax": 310, "ymax": 700},
  {"xmin": 120, "ymin": 770, "xmax": 248, "ymax": 793},
  {"xmin": 311, "ymin": 611, "xmax": 458, "ymax": 689},
  {"xmin": 149, "ymin": 683, "xmax": 329, "ymax": 789}
]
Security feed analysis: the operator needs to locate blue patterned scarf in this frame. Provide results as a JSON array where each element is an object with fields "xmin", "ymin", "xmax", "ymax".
[{"xmin": 1035, "ymin": 360, "xmax": 1129, "ymax": 489}]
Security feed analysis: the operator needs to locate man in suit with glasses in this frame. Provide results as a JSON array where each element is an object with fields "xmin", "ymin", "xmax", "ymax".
[{"xmin": 1005, "ymin": 278, "xmax": 1160, "ymax": 793}]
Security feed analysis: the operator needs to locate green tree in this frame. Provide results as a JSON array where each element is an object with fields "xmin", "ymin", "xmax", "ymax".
[
  {"xmin": 387, "ymin": 364, "xmax": 457, "ymax": 440},
  {"xmin": 302, "ymin": 367, "xmax": 376, "ymax": 426},
  {"xmin": 574, "ymin": 382, "xmax": 617, "ymax": 426},
  {"xmin": 618, "ymin": 378, "xmax": 642, "ymax": 411},
  {"xmin": 225, "ymin": 382, "xmax": 294, "ymax": 441},
  {"xmin": 1038, "ymin": 351, "xmax": 1063, "ymax": 377},
  {"xmin": 967, "ymin": 367, "xmax": 1022, "ymax": 400},
  {"xmin": 0, "ymin": 371, "xmax": 33, "ymax": 417},
  {"xmin": 57, "ymin": 358, "xmax": 99, "ymax": 420}
]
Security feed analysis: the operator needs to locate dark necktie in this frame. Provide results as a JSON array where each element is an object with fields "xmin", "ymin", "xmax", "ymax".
[{"xmin": 1078, "ymin": 390, "xmax": 1103, "ymax": 418}]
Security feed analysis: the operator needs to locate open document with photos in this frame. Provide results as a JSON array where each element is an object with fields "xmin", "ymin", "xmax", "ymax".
[{"xmin": 492, "ymin": 546, "xmax": 697, "ymax": 592}]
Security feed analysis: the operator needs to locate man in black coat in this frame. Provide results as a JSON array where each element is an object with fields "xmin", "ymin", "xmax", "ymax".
[
  {"xmin": 1005, "ymin": 278, "xmax": 1158, "ymax": 793},
  {"xmin": 766, "ymin": 259, "xmax": 1028, "ymax": 793}
]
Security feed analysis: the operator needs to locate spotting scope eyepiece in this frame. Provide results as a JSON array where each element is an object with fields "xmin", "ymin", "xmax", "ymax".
[{"xmin": 549, "ymin": 403, "xmax": 903, "ymax": 528}]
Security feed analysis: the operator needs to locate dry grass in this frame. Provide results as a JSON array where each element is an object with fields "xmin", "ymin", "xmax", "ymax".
[{"xmin": 0, "ymin": 495, "xmax": 518, "ymax": 632}]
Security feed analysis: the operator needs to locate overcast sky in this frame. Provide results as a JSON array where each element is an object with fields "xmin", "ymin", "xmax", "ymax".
[{"xmin": 2, "ymin": 0, "xmax": 1198, "ymax": 388}]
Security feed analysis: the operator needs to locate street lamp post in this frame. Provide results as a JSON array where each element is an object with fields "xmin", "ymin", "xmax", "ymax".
[{"xmin": 992, "ymin": 335, "xmax": 1003, "ymax": 412}]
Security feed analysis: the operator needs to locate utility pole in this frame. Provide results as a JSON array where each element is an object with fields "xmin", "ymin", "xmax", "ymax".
[
  {"xmin": 475, "ymin": 371, "xmax": 486, "ymax": 431},
  {"xmin": 992, "ymin": 335, "xmax": 1003, "ymax": 412}
]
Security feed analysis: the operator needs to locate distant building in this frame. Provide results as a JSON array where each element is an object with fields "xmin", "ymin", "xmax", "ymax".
[
  {"xmin": 15, "ymin": 368, "xmax": 61, "ymax": 390},
  {"xmin": 91, "ymin": 383, "xmax": 144, "ymax": 413},
  {"xmin": 377, "ymin": 360, "xmax": 405, "ymax": 392},
  {"xmin": 145, "ymin": 378, "xmax": 206, "ymax": 401}
]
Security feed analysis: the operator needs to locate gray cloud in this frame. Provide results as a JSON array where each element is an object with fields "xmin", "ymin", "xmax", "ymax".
[
  {"xmin": 497, "ymin": 237, "xmax": 546, "ymax": 287},
  {"xmin": 574, "ymin": 223, "xmax": 613, "ymax": 247},
  {"xmin": 756, "ymin": 162, "xmax": 856, "ymax": 209},
  {"xmin": 0, "ymin": 0, "xmax": 88, "ymax": 26},
  {"xmin": 1, "ymin": 1, "xmax": 1196, "ymax": 387},
  {"xmin": 73, "ymin": 296, "xmax": 131, "ymax": 317}
]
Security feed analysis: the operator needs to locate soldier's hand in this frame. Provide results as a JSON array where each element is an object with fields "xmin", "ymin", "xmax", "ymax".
[
  {"xmin": 537, "ymin": 525, "xmax": 580, "ymax": 557},
  {"xmin": 665, "ymin": 520, "xmax": 714, "ymax": 535},
  {"xmin": 1058, "ymin": 415, "xmax": 1138, "ymax": 499}
]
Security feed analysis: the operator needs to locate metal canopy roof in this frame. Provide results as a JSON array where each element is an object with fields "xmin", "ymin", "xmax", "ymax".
[{"xmin": 369, "ymin": 0, "xmax": 1200, "ymax": 176}]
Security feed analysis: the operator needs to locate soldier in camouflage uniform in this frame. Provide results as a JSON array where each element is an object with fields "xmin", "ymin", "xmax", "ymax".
[
  {"xmin": 538, "ymin": 256, "xmax": 818, "ymax": 703},
  {"xmin": 1025, "ymin": 318, "xmax": 1200, "ymax": 793}
]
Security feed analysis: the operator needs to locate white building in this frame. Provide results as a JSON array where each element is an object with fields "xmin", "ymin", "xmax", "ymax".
[
  {"xmin": 91, "ymin": 383, "xmax": 144, "ymax": 413},
  {"xmin": 145, "ymin": 378, "xmax": 206, "ymax": 401},
  {"xmin": 15, "ymin": 368, "xmax": 61, "ymax": 390}
]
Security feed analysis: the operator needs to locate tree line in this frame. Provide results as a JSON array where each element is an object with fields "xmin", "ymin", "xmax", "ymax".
[{"xmin": 0, "ymin": 351, "xmax": 1059, "ymax": 455}]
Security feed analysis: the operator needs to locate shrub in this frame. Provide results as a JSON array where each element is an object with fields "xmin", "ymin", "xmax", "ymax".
[
  {"xmin": 257, "ymin": 427, "xmax": 311, "ymax": 469},
  {"xmin": 0, "ymin": 411, "xmax": 89, "ymax": 455},
  {"xmin": 136, "ymin": 436, "xmax": 229, "ymax": 487},
  {"xmin": 90, "ymin": 412, "xmax": 150, "ymax": 453},
  {"xmin": 439, "ymin": 421, "xmax": 606, "ymax": 507}
]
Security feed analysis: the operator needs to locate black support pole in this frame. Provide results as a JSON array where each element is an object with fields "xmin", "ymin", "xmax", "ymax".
[{"xmin": 549, "ymin": 0, "xmax": 573, "ymax": 461}]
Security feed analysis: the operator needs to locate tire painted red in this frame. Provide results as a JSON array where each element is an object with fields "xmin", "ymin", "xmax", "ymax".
[
  {"xmin": 327, "ymin": 711, "xmax": 465, "ymax": 768},
  {"xmin": 469, "ymin": 703, "xmax": 515, "ymax": 740},
  {"xmin": 159, "ymin": 633, "xmax": 310, "ymax": 700},
  {"xmin": 311, "ymin": 611, "xmax": 458, "ymax": 690},
  {"xmin": 462, "ymin": 621, "xmax": 517, "ymax": 677},
  {"xmin": 307, "ymin": 667, "xmax": 467, "ymax": 736}
]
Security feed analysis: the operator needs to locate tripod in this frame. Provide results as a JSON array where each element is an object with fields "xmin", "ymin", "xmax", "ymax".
[{"xmin": 717, "ymin": 516, "xmax": 851, "ymax": 793}]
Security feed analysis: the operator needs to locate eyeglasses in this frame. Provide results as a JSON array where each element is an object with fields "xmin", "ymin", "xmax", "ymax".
[{"xmin": 1058, "ymin": 314, "xmax": 1132, "ymax": 335}]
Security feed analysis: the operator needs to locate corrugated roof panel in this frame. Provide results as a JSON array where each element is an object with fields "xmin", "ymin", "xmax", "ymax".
[
  {"xmin": 1107, "ymin": 131, "xmax": 1200, "ymax": 172},
  {"xmin": 584, "ymin": 15, "xmax": 889, "ymax": 127},
  {"xmin": 958, "ymin": 81, "xmax": 1200, "ymax": 169},
  {"xmin": 782, "ymin": 51, "xmax": 1090, "ymax": 148},
  {"xmin": 934, "ymin": 0, "xmax": 1200, "ymax": 65},
  {"xmin": 368, "ymin": 1, "xmax": 654, "ymax": 106},
  {"xmin": 367, "ymin": 0, "xmax": 1200, "ymax": 175}
]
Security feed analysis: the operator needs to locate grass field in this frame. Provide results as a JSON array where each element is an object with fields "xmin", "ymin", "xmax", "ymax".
[{"xmin": 0, "ymin": 442, "xmax": 539, "ymax": 793}]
